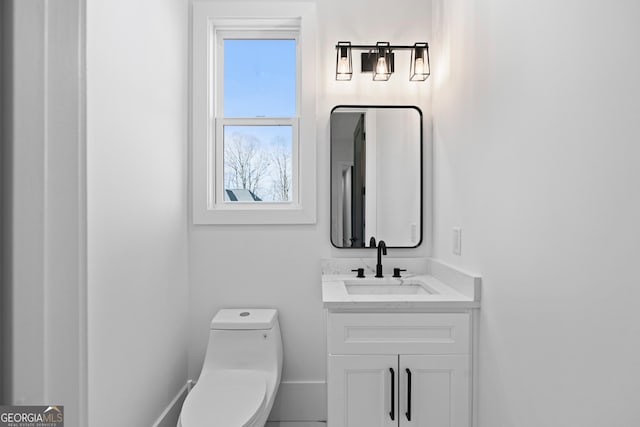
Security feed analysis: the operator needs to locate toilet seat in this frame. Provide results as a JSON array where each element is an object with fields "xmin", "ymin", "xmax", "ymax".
[{"xmin": 180, "ymin": 370, "xmax": 267, "ymax": 427}]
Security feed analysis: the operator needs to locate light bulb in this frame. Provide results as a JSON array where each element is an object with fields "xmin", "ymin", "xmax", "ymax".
[
  {"xmin": 414, "ymin": 57, "xmax": 425, "ymax": 75},
  {"xmin": 376, "ymin": 57, "xmax": 387, "ymax": 74},
  {"xmin": 337, "ymin": 57, "xmax": 350, "ymax": 74},
  {"xmin": 336, "ymin": 43, "xmax": 352, "ymax": 81}
]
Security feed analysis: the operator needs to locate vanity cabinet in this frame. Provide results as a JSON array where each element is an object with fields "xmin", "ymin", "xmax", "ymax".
[{"xmin": 326, "ymin": 312, "xmax": 473, "ymax": 427}]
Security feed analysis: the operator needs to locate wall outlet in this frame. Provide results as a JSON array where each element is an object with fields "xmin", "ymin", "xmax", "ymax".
[{"xmin": 452, "ymin": 227, "xmax": 462, "ymax": 255}]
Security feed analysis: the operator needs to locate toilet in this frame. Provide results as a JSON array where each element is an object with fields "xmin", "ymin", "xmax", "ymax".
[{"xmin": 177, "ymin": 308, "xmax": 283, "ymax": 427}]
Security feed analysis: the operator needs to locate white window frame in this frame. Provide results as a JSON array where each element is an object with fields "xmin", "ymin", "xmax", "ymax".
[{"xmin": 191, "ymin": 2, "xmax": 317, "ymax": 224}]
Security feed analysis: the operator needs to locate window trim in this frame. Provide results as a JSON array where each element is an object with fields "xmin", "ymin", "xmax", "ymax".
[{"xmin": 191, "ymin": 1, "xmax": 317, "ymax": 224}]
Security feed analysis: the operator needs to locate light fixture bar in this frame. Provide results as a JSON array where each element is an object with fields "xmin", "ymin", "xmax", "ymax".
[
  {"xmin": 335, "ymin": 41, "xmax": 430, "ymax": 82},
  {"xmin": 335, "ymin": 44, "xmax": 425, "ymax": 50}
]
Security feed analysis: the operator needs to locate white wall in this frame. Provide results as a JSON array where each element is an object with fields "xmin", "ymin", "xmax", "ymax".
[
  {"xmin": 44, "ymin": 3, "xmax": 87, "ymax": 426},
  {"xmin": 87, "ymin": 0, "xmax": 189, "ymax": 425},
  {"xmin": 188, "ymin": 0, "xmax": 432, "ymax": 420},
  {"xmin": 3, "ymin": 3, "xmax": 87, "ymax": 427},
  {"xmin": 6, "ymin": 1, "xmax": 47, "ymax": 407},
  {"xmin": 0, "ymin": 0, "xmax": 9, "ymax": 404},
  {"xmin": 432, "ymin": 0, "xmax": 640, "ymax": 425}
]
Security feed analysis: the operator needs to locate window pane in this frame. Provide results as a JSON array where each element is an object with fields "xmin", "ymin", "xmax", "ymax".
[
  {"xmin": 224, "ymin": 39, "xmax": 296, "ymax": 117},
  {"xmin": 223, "ymin": 125, "xmax": 293, "ymax": 202}
]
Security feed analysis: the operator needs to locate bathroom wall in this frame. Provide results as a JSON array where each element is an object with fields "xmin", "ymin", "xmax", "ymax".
[
  {"xmin": 4, "ymin": 0, "xmax": 47, "ymax": 407},
  {"xmin": 86, "ymin": 0, "xmax": 190, "ymax": 425},
  {"xmin": 188, "ymin": 0, "xmax": 432, "ymax": 420},
  {"xmin": 0, "ymin": 0, "xmax": 8, "ymax": 404},
  {"xmin": 3, "ymin": 1, "xmax": 87, "ymax": 425},
  {"xmin": 431, "ymin": 0, "xmax": 640, "ymax": 425}
]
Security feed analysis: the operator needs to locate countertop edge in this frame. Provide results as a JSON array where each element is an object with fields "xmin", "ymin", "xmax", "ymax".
[{"xmin": 323, "ymin": 301, "xmax": 481, "ymax": 310}]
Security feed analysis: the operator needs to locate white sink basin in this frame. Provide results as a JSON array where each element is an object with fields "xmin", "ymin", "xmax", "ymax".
[{"xmin": 344, "ymin": 279, "xmax": 438, "ymax": 295}]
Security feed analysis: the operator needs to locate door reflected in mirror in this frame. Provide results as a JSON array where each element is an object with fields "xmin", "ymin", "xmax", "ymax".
[{"xmin": 330, "ymin": 106, "xmax": 422, "ymax": 248}]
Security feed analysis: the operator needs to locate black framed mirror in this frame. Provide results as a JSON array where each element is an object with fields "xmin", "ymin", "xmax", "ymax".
[{"xmin": 330, "ymin": 105, "xmax": 423, "ymax": 248}]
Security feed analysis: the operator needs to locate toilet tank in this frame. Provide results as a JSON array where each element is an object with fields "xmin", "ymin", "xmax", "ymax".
[{"xmin": 201, "ymin": 309, "xmax": 283, "ymax": 375}]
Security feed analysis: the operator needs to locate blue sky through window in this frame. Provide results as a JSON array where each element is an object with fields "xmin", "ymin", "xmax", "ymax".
[{"xmin": 223, "ymin": 39, "xmax": 296, "ymax": 117}]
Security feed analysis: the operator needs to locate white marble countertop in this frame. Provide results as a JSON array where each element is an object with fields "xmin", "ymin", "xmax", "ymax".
[{"xmin": 321, "ymin": 258, "xmax": 481, "ymax": 310}]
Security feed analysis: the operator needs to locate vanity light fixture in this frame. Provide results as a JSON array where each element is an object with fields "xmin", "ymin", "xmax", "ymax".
[
  {"xmin": 410, "ymin": 42, "xmax": 430, "ymax": 81},
  {"xmin": 372, "ymin": 42, "xmax": 392, "ymax": 81},
  {"xmin": 334, "ymin": 41, "xmax": 430, "ymax": 82},
  {"xmin": 336, "ymin": 41, "xmax": 353, "ymax": 81}
]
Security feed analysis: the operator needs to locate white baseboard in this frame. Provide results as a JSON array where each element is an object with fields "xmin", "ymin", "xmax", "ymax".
[
  {"xmin": 152, "ymin": 380, "xmax": 194, "ymax": 427},
  {"xmin": 268, "ymin": 381, "xmax": 326, "ymax": 422},
  {"xmin": 154, "ymin": 380, "xmax": 326, "ymax": 425}
]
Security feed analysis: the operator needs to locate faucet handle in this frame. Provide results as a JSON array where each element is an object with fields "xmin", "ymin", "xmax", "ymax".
[
  {"xmin": 392, "ymin": 268, "xmax": 407, "ymax": 278},
  {"xmin": 351, "ymin": 268, "xmax": 365, "ymax": 278}
]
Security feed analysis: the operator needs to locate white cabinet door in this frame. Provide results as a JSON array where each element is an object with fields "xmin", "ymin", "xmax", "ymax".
[
  {"xmin": 328, "ymin": 354, "xmax": 399, "ymax": 427},
  {"xmin": 399, "ymin": 355, "xmax": 471, "ymax": 427}
]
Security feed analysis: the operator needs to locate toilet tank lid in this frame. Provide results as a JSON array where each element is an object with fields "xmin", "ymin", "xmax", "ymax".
[{"xmin": 210, "ymin": 309, "xmax": 278, "ymax": 330}]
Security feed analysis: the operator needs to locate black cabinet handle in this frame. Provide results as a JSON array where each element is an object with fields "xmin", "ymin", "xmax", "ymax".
[
  {"xmin": 405, "ymin": 368, "xmax": 412, "ymax": 421},
  {"xmin": 389, "ymin": 367, "xmax": 395, "ymax": 421}
]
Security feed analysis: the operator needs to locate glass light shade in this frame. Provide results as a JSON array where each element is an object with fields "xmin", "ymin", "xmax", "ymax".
[
  {"xmin": 373, "ymin": 42, "xmax": 392, "ymax": 81},
  {"xmin": 410, "ymin": 43, "xmax": 430, "ymax": 81},
  {"xmin": 335, "ymin": 42, "xmax": 352, "ymax": 81}
]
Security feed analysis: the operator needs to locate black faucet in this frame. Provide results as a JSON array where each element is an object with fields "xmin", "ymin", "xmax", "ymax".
[{"xmin": 375, "ymin": 240, "xmax": 387, "ymax": 278}]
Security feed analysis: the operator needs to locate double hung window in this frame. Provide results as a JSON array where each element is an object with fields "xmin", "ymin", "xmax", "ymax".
[
  {"xmin": 217, "ymin": 35, "xmax": 298, "ymax": 204},
  {"xmin": 192, "ymin": 2, "xmax": 316, "ymax": 224}
]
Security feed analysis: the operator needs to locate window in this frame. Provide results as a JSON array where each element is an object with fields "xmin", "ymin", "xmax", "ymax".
[
  {"xmin": 217, "ymin": 37, "xmax": 297, "ymax": 204},
  {"xmin": 192, "ymin": 2, "xmax": 317, "ymax": 224}
]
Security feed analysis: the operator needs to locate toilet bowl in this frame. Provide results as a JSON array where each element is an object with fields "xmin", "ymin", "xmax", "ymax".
[{"xmin": 177, "ymin": 309, "xmax": 283, "ymax": 427}]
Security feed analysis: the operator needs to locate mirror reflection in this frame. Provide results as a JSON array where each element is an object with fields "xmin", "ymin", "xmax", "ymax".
[{"xmin": 330, "ymin": 106, "xmax": 422, "ymax": 248}]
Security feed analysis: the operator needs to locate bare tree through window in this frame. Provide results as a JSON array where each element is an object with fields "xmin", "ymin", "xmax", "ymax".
[
  {"xmin": 270, "ymin": 138, "xmax": 291, "ymax": 201},
  {"xmin": 223, "ymin": 127, "xmax": 292, "ymax": 202}
]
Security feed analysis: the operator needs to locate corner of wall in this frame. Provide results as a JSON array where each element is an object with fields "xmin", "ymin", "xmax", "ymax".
[{"xmin": 0, "ymin": 0, "xmax": 9, "ymax": 405}]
